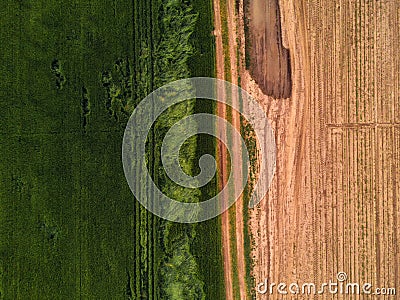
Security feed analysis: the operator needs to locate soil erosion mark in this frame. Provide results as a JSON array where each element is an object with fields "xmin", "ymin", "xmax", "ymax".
[{"xmin": 246, "ymin": 0, "xmax": 292, "ymax": 99}]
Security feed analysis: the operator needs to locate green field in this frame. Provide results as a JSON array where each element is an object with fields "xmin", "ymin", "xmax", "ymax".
[{"xmin": 0, "ymin": 0, "xmax": 224, "ymax": 299}]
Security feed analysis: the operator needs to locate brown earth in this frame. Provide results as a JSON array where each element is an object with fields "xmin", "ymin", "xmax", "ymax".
[
  {"xmin": 213, "ymin": 0, "xmax": 248, "ymax": 298},
  {"xmin": 246, "ymin": 0, "xmax": 292, "ymax": 99},
  {"xmin": 212, "ymin": 0, "xmax": 234, "ymax": 299},
  {"xmin": 215, "ymin": 0, "xmax": 400, "ymax": 299}
]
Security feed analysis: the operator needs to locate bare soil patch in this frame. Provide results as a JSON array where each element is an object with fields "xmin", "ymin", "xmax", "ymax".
[{"xmin": 246, "ymin": 0, "xmax": 292, "ymax": 99}]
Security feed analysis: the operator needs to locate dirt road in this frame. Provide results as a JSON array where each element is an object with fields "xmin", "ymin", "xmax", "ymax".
[
  {"xmin": 212, "ymin": 0, "xmax": 234, "ymax": 299},
  {"xmin": 213, "ymin": 0, "xmax": 248, "ymax": 298}
]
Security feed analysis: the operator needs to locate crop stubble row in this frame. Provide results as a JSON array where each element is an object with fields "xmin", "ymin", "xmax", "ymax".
[
  {"xmin": 308, "ymin": 0, "xmax": 400, "ymax": 292},
  {"xmin": 241, "ymin": 0, "xmax": 400, "ymax": 296}
]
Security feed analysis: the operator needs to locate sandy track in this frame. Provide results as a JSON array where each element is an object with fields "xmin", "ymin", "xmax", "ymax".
[
  {"xmin": 212, "ymin": 0, "xmax": 234, "ymax": 299},
  {"xmin": 213, "ymin": 0, "xmax": 248, "ymax": 298},
  {"xmin": 243, "ymin": 0, "xmax": 312, "ymax": 292},
  {"xmin": 225, "ymin": 0, "xmax": 248, "ymax": 298}
]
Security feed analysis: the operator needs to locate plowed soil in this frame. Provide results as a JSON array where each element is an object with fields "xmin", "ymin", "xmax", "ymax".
[{"xmin": 215, "ymin": 0, "xmax": 400, "ymax": 298}]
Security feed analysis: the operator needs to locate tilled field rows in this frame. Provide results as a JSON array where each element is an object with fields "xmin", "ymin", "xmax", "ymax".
[
  {"xmin": 317, "ymin": 0, "xmax": 400, "ymax": 125},
  {"xmin": 307, "ymin": 0, "xmax": 400, "ymax": 293},
  {"xmin": 220, "ymin": 0, "xmax": 399, "ymax": 297},
  {"xmin": 324, "ymin": 127, "xmax": 399, "ymax": 285}
]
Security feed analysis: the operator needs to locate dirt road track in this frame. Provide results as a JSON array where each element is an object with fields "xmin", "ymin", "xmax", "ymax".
[
  {"xmin": 212, "ymin": 0, "xmax": 234, "ymax": 299},
  {"xmin": 213, "ymin": 0, "xmax": 248, "ymax": 298}
]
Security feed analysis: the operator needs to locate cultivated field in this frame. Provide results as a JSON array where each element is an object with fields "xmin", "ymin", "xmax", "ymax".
[
  {"xmin": 215, "ymin": 0, "xmax": 400, "ymax": 298},
  {"xmin": 0, "ymin": 0, "xmax": 224, "ymax": 299}
]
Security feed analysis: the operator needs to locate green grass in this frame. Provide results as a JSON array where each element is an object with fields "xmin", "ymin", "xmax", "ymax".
[
  {"xmin": 243, "ymin": 0, "xmax": 251, "ymax": 69},
  {"xmin": 240, "ymin": 113, "xmax": 260, "ymax": 299},
  {"xmin": 219, "ymin": 0, "xmax": 232, "ymax": 83},
  {"xmin": 228, "ymin": 205, "xmax": 242, "ymax": 299},
  {"xmin": 188, "ymin": 0, "xmax": 225, "ymax": 297},
  {"xmin": 0, "ymin": 0, "xmax": 223, "ymax": 299}
]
